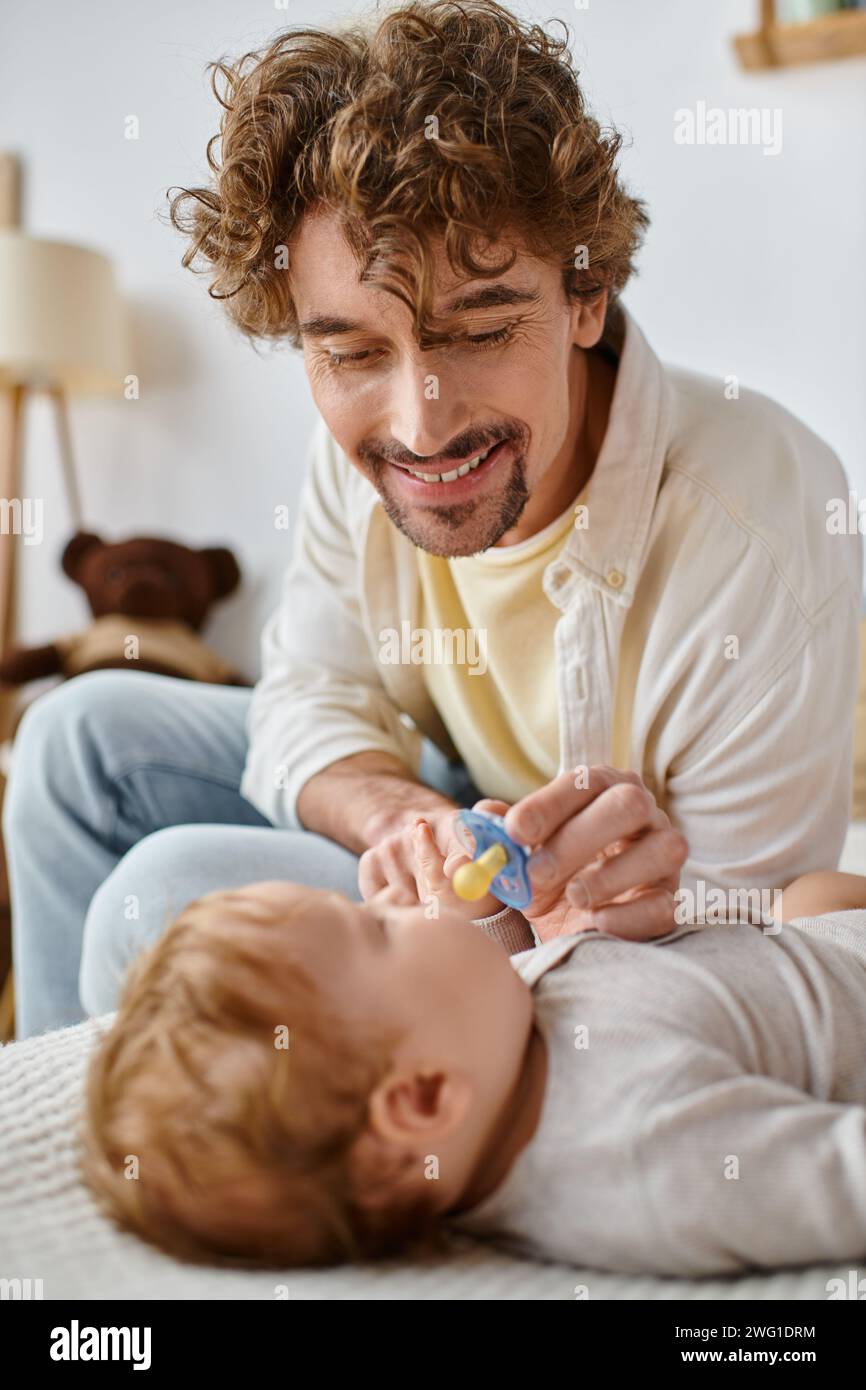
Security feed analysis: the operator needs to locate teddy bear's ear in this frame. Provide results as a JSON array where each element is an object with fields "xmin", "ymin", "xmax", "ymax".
[
  {"xmin": 201, "ymin": 547, "xmax": 241, "ymax": 600},
  {"xmin": 62, "ymin": 531, "xmax": 102, "ymax": 580}
]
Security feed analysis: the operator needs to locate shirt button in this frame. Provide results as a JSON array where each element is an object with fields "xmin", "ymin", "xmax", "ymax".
[{"xmin": 606, "ymin": 568, "xmax": 625, "ymax": 590}]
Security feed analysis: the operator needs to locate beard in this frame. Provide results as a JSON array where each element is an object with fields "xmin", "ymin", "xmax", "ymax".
[{"xmin": 369, "ymin": 452, "xmax": 530, "ymax": 557}]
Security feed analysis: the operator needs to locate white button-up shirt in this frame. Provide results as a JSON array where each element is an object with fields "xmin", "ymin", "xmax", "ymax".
[{"xmin": 241, "ymin": 303, "xmax": 863, "ymax": 899}]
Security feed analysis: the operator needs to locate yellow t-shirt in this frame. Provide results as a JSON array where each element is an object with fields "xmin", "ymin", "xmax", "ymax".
[{"xmin": 415, "ymin": 492, "xmax": 584, "ymax": 804}]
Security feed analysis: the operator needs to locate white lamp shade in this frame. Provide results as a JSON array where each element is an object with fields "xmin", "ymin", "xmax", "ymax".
[{"xmin": 0, "ymin": 231, "xmax": 131, "ymax": 394}]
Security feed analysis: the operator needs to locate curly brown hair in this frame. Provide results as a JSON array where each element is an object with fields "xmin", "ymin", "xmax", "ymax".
[{"xmin": 168, "ymin": 0, "xmax": 649, "ymax": 348}]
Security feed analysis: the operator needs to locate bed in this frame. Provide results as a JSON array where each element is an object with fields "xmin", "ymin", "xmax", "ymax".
[
  {"xmin": 1, "ymin": 1014, "xmax": 858, "ymax": 1301},
  {"xmin": 3, "ymin": 822, "xmax": 866, "ymax": 1301}
]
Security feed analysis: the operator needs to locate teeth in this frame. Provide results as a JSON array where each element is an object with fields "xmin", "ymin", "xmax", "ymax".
[{"xmin": 406, "ymin": 443, "xmax": 496, "ymax": 484}]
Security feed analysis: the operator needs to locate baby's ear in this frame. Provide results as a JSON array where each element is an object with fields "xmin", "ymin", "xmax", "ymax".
[
  {"xmin": 366, "ymin": 1068, "xmax": 455, "ymax": 1145},
  {"xmin": 353, "ymin": 1068, "xmax": 473, "ymax": 1207}
]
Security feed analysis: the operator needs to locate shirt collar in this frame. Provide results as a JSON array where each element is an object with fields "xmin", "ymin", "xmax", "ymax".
[{"xmin": 545, "ymin": 301, "xmax": 674, "ymax": 611}]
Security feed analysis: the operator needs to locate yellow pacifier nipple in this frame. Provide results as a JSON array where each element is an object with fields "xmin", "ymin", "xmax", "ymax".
[{"xmin": 453, "ymin": 843, "xmax": 509, "ymax": 901}]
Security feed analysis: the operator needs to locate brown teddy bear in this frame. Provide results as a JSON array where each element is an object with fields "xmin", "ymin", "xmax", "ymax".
[{"xmin": 0, "ymin": 530, "xmax": 250, "ymax": 689}]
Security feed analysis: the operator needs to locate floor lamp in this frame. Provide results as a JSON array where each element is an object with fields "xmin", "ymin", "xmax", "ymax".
[{"xmin": 0, "ymin": 152, "xmax": 130, "ymax": 1037}]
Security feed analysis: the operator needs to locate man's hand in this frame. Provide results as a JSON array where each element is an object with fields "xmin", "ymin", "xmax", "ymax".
[
  {"xmin": 505, "ymin": 766, "xmax": 689, "ymax": 942},
  {"xmin": 297, "ymin": 750, "xmax": 460, "ymax": 856}
]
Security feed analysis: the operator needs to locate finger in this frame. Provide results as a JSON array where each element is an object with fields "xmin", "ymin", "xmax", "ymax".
[
  {"xmin": 443, "ymin": 846, "xmax": 472, "ymax": 879},
  {"xmin": 357, "ymin": 848, "xmax": 387, "ymax": 901},
  {"xmin": 523, "ymin": 780, "xmax": 667, "ymax": 896},
  {"xmin": 564, "ymin": 828, "xmax": 689, "ymax": 910},
  {"xmin": 505, "ymin": 765, "xmax": 643, "ymax": 847},
  {"xmin": 380, "ymin": 836, "xmax": 423, "ymax": 898},
  {"xmin": 359, "ymin": 836, "xmax": 418, "ymax": 902},
  {"xmin": 412, "ymin": 820, "xmax": 448, "ymax": 900},
  {"xmin": 369, "ymin": 880, "xmax": 417, "ymax": 909},
  {"xmin": 590, "ymin": 888, "xmax": 678, "ymax": 941}
]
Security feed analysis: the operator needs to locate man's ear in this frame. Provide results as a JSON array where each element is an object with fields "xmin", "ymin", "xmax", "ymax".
[
  {"xmin": 201, "ymin": 546, "xmax": 241, "ymax": 601},
  {"xmin": 62, "ymin": 530, "xmax": 102, "ymax": 580},
  {"xmin": 570, "ymin": 288, "xmax": 609, "ymax": 350}
]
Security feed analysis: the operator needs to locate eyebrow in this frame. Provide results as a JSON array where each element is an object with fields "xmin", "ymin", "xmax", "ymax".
[{"xmin": 297, "ymin": 284, "xmax": 541, "ymax": 339}]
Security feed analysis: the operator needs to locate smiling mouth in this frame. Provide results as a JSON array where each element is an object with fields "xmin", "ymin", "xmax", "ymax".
[
  {"xmin": 394, "ymin": 438, "xmax": 506, "ymax": 483},
  {"xmin": 389, "ymin": 442, "xmax": 511, "ymax": 497}
]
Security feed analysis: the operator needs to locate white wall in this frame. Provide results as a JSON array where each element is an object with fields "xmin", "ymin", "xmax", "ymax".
[{"xmin": 2, "ymin": 0, "xmax": 864, "ymax": 678}]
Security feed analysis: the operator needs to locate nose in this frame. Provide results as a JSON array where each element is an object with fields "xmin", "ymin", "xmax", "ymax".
[{"xmin": 387, "ymin": 351, "xmax": 472, "ymax": 461}]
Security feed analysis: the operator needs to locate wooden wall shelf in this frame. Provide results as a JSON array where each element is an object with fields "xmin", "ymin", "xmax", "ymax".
[{"xmin": 734, "ymin": 3, "xmax": 866, "ymax": 70}]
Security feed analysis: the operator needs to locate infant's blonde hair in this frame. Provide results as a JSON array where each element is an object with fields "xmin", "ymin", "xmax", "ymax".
[{"xmin": 81, "ymin": 888, "xmax": 444, "ymax": 1266}]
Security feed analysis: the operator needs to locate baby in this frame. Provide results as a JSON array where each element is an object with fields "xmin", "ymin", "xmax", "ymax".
[{"xmin": 82, "ymin": 821, "xmax": 866, "ymax": 1276}]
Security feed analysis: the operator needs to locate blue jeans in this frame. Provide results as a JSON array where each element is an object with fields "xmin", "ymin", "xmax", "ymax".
[{"xmin": 3, "ymin": 670, "xmax": 481, "ymax": 1038}]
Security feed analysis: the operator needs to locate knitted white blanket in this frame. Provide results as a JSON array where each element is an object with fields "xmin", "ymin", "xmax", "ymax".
[{"xmin": 0, "ymin": 1015, "xmax": 851, "ymax": 1301}]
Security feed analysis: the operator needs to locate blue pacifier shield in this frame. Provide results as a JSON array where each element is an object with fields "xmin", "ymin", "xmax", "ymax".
[{"xmin": 454, "ymin": 808, "xmax": 533, "ymax": 909}]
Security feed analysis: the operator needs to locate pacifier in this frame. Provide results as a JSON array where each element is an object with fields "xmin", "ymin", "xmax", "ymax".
[{"xmin": 452, "ymin": 808, "xmax": 532, "ymax": 909}]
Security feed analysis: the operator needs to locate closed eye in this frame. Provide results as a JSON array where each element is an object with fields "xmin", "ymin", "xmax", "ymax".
[
  {"xmin": 323, "ymin": 321, "xmax": 516, "ymax": 368},
  {"xmin": 325, "ymin": 348, "xmax": 377, "ymax": 367},
  {"xmin": 465, "ymin": 324, "xmax": 514, "ymax": 347}
]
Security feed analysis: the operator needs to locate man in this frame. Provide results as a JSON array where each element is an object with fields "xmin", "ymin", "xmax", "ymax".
[{"xmin": 5, "ymin": 0, "xmax": 860, "ymax": 1037}]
